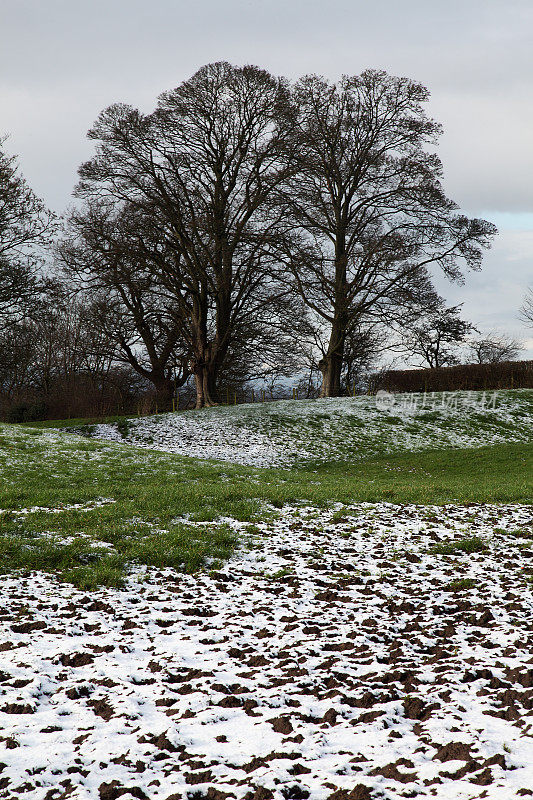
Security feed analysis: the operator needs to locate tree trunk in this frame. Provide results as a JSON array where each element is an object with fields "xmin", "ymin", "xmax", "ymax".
[
  {"xmin": 191, "ymin": 296, "xmax": 230, "ymax": 408},
  {"xmin": 152, "ymin": 373, "xmax": 175, "ymax": 409},
  {"xmin": 319, "ymin": 321, "xmax": 345, "ymax": 397},
  {"xmin": 318, "ymin": 237, "xmax": 348, "ymax": 397},
  {"xmin": 191, "ymin": 339, "xmax": 219, "ymax": 408},
  {"xmin": 319, "ymin": 352, "xmax": 343, "ymax": 397},
  {"xmin": 193, "ymin": 364, "xmax": 218, "ymax": 409}
]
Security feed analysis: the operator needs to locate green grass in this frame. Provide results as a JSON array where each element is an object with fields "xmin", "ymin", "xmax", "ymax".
[
  {"xmin": 0, "ymin": 422, "xmax": 531, "ymax": 588},
  {"xmin": 301, "ymin": 442, "xmax": 532, "ymax": 504},
  {"xmin": 445, "ymin": 578, "xmax": 477, "ymax": 592},
  {"xmin": 494, "ymin": 527, "xmax": 533, "ymax": 539},
  {"xmin": 0, "ymin": 517, "xmax": 236, "ymax": 590},
  {"xmin": 430, "ymin": 537, "xmax": 488, "ymax": 555}
]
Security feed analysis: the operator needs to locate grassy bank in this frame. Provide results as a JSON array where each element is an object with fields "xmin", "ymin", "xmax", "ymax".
[
  {"xmin": 0, "ymin": 422, "xmax": 531, "ymax": 588},
  {"xmin": 21, "ymin": 389, "xmax": 533, "ymax": 468}
]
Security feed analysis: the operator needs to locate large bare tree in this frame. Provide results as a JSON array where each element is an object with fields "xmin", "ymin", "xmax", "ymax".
[
  {"xmin": 76, "ymin": 62, "xmax": 297, "ymax": 407},
  {"xmin": 283, "ymin": 70, "xmax": 496, "ymax": 396}
]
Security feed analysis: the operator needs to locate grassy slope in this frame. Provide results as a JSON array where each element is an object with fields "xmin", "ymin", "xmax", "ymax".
[
  {"xmin": 38, "ymin": 388, "xmax": 533, "ymax": 468},
  {"xmin": 220, "ymin": 389, "xmax": 533, "ymax": 457},
  {"xmin": 0, "ymin": 414, "xmax": 531, "ymax": 586}
]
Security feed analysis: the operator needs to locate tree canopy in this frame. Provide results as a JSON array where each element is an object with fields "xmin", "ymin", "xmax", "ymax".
[
  {"xmin": 1, "ymin": 62, "xmax": 502, "ymax": 415},
  {"xmin": 0, "ymin": 138, "xmax": 56, "ymax": 327}
]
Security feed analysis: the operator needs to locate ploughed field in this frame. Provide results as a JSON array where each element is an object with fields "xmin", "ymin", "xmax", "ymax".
[{"xmin": 1, "ymin": 390, "xmax": 532, "ymax": 799}]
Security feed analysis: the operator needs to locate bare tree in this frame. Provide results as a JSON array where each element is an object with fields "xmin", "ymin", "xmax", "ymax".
[
  {"xmin": 0, "ymin": 137, "xmax": 56, "ymax": 327},
  {"xmin": 76, "ymin": 62, "xmax": 297, "ymax": 407},
  {"xmin": 469, "ymin": 334, "xmax": 522, "ymax": 364},
  {"xmin": 283, "ymin": 70, "xmax": 496, "ymax": 396},
  {"xmin": 59, "ymin": 201, "xmax": 190, "ymax": 403},
  {"xmin": 403, "ymin": 303, "xmax": 475, "ymax": 368},
  {"xmin": 520, "ymin": 287, "xmax": 533, "ymax": 328}
]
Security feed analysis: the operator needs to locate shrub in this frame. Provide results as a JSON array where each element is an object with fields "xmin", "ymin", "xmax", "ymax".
[
  {"xmin": 6, "ymin": 402, "xmax": 48, "ymax": 423},
  {"xmin": 369, "ymin": 360, "xmax": 533, "ymax": 393}
]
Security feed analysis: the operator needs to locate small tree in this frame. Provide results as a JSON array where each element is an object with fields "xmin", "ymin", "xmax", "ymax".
[
  {"xmin": 403, "ymin": 303, "xmax": 475, "ymax": 368},
  {"xmin": 469, "ymin": 334, "xmax": 522, "ymax": 364}
]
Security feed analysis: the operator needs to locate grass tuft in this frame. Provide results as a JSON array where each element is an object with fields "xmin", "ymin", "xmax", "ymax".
[
  {"xmin": 431, "ymin": 537, "xmax": 488, "ymax": 555},
  {"xmin": 445, "ymin": 578, "xmax": 478, "ymax": 592}
]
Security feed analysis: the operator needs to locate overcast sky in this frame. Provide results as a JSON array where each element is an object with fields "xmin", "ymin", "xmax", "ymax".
[{"xmin": 1, "ymin": 0, "xmax": 532, "ymax": 356}]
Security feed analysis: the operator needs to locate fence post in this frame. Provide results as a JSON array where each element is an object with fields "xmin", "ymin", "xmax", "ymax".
[
  {"xmin": 234, "ymin": 391, "xmax": 237, "ymax": 405},
  {"xmin": 251, "ymin": 388, "xmax": 254, "ymax": 403}
]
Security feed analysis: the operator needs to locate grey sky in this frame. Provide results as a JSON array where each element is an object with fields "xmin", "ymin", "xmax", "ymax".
[{"xmin": 1, "ymin": 0, "xmax": 532, "ymax": 356}]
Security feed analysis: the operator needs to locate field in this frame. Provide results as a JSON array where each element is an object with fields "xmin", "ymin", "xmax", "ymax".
[{"xmin": 1, "ymin": 390, "xmax": 532, "ymax": 800}]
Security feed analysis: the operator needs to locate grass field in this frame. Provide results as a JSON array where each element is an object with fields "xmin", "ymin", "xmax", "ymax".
[{"xmin": 1, "ymin": 406, "xmax": 531, "ymax": 587}]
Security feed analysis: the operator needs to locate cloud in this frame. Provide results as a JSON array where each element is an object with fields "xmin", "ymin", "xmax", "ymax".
[
  {"xmin": 2, "ymin": 0, "xmax": 532, "ymax": 215},
  {"xmin": 1, "ymin": 0, "xmax": 532, "ymax": 340},
  {"xmin": 432, "ymin": 229, "xmax": 533, "ymax": 357}
]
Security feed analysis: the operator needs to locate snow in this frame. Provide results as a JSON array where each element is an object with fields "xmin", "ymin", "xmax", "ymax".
[
  {"xmin": 84, "ymin": 390, "xmax": 533, "ymax": 467},
  {"xmin": 0, "ymin": 499, "xmax": 115, "ymax": 518},
  {"xmin": 1, "ymin": 391, "xmax": 532, "ymax": 797},
  {"xmin": 1, "ymin": 502, "xmax": 532, "ymax": 799}
]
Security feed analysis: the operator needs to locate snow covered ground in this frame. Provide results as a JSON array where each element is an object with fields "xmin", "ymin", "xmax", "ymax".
[
  {"xmin": 1, "ymin": 502, "xmax": 532, "ymax": 800},
  {"xmin": 85, "ymin": 390, "xmax": 533, "ymax": 467}
]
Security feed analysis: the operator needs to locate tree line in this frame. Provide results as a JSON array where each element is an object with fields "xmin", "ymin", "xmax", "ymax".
[{"xmin": 2, "ymin": 61, "xmax": 528, "ymax": 418}]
